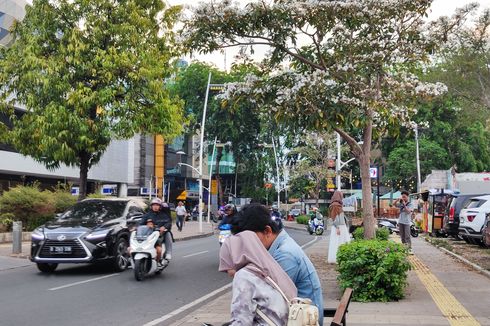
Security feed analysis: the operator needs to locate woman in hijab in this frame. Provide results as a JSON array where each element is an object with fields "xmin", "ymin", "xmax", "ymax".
[
  {"xmin": 327, "ymin": 190, "xmax": 351, "ymax": 263},
  {"xmin": 219, "ymin": 230, "xmax": 297, "ymax": 325}
]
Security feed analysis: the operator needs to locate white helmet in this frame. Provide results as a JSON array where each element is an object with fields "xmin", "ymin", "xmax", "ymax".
[{"xmin": 150, "ymin": 198, "xmax": 162, "ymax": 206}]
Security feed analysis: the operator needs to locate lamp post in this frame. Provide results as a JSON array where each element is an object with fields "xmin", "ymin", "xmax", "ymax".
[
  {"xmin": 414, "ymin": 124, "xmax": 422, "ymax": 193},
  {"xmin": 336, "ymin": 132, "xmax": 359, "ymax": 192},
  {"xmin": 259, "ymin": 141, "xmax": 281, "ymax": 208}
]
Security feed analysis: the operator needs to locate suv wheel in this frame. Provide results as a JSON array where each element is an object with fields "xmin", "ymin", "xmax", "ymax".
[
  {"xmin": 37, "ymin": 263, "xmax": 58, "ymax": 273},
  {"xmin": 112, "ymin": 237, "xmax": 129, "ymax": 272}
]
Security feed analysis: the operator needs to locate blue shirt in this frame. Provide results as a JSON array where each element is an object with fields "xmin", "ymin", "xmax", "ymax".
[{"xmin": 268, "ymin": 230, "xmax": 324, "ymax": 325}]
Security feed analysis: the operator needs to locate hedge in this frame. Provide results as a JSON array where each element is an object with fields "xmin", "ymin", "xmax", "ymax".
[
  {"xmin": 0, "ymin": 184, "xmax": 76, "ymax": 231},
  {"xmin": 296, "ymin": 215, "xmax": 309, "ymax": 225}
]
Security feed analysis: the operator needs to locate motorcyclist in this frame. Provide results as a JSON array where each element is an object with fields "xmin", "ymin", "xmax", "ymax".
[
  {"xmin": 219, "ymin": 203, "xmax": 237, "ymax": 227},
  {"xmin": 309, "ymin": 207, "xmax": 322, "ymax": 221},
  {"xmin": 139, "ymin": 198, "xmax": 172, "ymax": 266}
]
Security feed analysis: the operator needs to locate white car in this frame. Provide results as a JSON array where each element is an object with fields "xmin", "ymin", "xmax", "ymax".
[{"xmin": 459, "ymin": 194, "xmax": 490, "ymax": 245}]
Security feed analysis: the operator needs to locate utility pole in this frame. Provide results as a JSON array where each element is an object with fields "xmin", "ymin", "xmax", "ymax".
[{"xmin": 415, "ymin": 124, "xmax": 422, "ymax": 193}]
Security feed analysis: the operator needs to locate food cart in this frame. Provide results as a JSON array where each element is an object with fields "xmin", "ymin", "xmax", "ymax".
[{"xmin": 419, "ymin": 189, "xmax": 456, "ymax": 236}]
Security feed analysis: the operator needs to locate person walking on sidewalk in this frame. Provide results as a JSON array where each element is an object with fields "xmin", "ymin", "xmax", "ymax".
[
  {"xmin": 231, "ymin": 203, "xmax": 324, "ymax": 325},
  {"xmin": 397, "ymin": 190, "xmax": 414, "ymax": 253},
  {"xmin": 175, "ymin": 201, "xmax": 187, "ymax": 232},
  {"xmin": 327, "ymin": 190, "xmax": 351, "ymax": 263},
  {"xmin": 219, "ymin": 230, "xmax": 297, "ymax": 325}
]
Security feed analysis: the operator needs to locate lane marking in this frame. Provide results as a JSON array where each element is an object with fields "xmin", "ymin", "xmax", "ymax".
[
  {"xmin": 142, "ymin": 282, "xmax": 232, "ymax": 326},
  {"xmin": 182, "ymin": 250, "xmax": 209, "ymax": 258},
  {"xmin": 48, "ymin": 273, "xmax": 119, "ymax": 291},
  {"xmin": 300, "ymin": 236, "xmax": 319, "ymax": 249},
  {"xmin": 409, "ymin": 255, "xmax": 480, "ymax": 326}
]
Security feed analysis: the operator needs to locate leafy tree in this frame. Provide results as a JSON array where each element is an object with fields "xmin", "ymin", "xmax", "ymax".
[
  {"xmin": 384, "ymin": 139, "xmax": 451, "ymax": 190},
  {"xmin": 170, "ymin": 61, "xmax": 266, "ymax": 204},
  {"xmin": 289, "ymin": 132, "xmax": 335, "ymax": 206},
  {"xmin": 0, "ymin": 0, "xmax": 184, "ymax": 199},
  {"xmin": 182, "ymin": 0, "xmax": 474, "ymax": 238}
]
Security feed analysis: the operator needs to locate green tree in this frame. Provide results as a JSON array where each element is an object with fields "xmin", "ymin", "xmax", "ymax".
[
  {"xmin": 183, "ymin": 0, "xmax": 474, "ymax": 238},
  {"xmin": 170, "ymin": 61, "xmax": 266, "ymax": 204},
  {"xmin": 0, "ymin": 0, "xmax": 184, "ymax": 199},
  {"xmin": 384, "ymin": 139, "xmax": 451, "ymax": 191}
]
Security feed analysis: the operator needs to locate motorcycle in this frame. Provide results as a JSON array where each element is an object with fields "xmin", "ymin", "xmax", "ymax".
[
  {"xmin": 129, "ymin": 225, "xmax": 168, "ymax": 281},
  {"xmin": 218, "ymin": 223, "xmax": 232, "ymax": 246},
  {"xmin": 377, "ymin": 218, "xmax": 419, "ymax": 237},
  {"xmin": 307, "ymin": 217, "xmax": 324, "ymax": 235}
]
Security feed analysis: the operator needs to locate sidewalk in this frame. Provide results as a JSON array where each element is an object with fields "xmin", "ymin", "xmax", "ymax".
[
  {"xmin": 0, "ymin": 220, "xmax": 214, "ymax": 260},
  {"xmin": 170, "ymin": 224, "xmax": 490, "ymax": 326}
]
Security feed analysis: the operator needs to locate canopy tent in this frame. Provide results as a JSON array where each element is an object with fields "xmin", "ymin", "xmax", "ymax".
[{"xmin": 380, "ymin": 191, "xmax": 401, "ymax": 200}]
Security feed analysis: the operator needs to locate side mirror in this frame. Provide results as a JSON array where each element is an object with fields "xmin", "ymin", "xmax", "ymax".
[{"xmin": 127, "ymin": 213, "xmax": 142, "ymax": 221}]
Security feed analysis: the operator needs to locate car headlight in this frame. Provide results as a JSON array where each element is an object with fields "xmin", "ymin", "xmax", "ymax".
[
  {"xmin": 86, "ymin": 229, "xmax": 110, "ymax": 241},
  {"xmin": 31, "ymin": 228, "xmax": 45, "ymax": 241}
]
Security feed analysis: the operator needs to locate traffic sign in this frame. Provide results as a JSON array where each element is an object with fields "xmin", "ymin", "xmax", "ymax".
[{"xmin": 369, "ymin": 167, "xmax": 378, "ymax": 179}]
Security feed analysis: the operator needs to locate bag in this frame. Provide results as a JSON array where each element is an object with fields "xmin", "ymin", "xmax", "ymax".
[{"xmin": 256, "ymin": 276, "xmax": 319, "ymax": 326}]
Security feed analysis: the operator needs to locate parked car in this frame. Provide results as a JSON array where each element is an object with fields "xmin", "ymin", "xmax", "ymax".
[
  {"xmin": 443, "ymin": 194, "xmax": 485, "ymax": 238},
  {"xmin": 31, "ymin": 198, "xmax": 146, "ymax": 273},
  {"xmin": 458, "ymin": 195, "xmax": 490, "ymax": 245},
  {"xmin": 288, "ymin": 208, "xmax": 301, "ymax": 220},
  {"xmin": 482, "ymin": 213, "xmax": 490, "ymax": 248}
]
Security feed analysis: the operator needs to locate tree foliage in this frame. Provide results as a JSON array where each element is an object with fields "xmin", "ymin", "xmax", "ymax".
[
  {"xmin": 182, "ymin": 0, "xmax": 474, "ymax": 238},
  {"xmin": 0, "ymin": 0, "xmax": 184, "ymax": 199}
]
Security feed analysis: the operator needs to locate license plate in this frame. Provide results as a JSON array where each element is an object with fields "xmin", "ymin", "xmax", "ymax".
[{"xmin": 50, "ymin": 246, "xmax": 72, "ymax": 253}]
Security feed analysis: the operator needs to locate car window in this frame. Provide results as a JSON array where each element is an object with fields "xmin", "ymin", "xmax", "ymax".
[
  {"xmin": 60, "ymin": 200, "xmax": 127, "ymax": 221},
  {"xmin": 464, "ymin": 199, "xmax": 486, "ymax": 209}
]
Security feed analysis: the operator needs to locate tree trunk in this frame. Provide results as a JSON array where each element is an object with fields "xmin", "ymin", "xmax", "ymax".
[
  {"xmin": 215, "ymin": 147, "xmax": 224, "ymax": 205},
  {"xmin": 359, "ymin": 155, "xmax": 375, "ymax": 239},
  {"xmin": 78, "ymin": 151, "xmax": 90, "ymax": 201}
]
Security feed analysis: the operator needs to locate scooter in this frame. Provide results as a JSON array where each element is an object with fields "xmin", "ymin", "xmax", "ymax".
[
  {"xmin": 218, "ymin": 223, "xmax": 232, "ymax": 246},
  {"xmin": 378, "ymin": 218, "xmax": 419, "ymax": 237},
  {"xmin": 129, "ymin": 225, "xmax": 168, "ymax": 281},
  {"xmin": 307, "ymin": 217, "xmax": 324, "ymax": 235}
]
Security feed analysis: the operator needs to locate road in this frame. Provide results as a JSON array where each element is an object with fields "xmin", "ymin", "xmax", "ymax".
[{"xmin": 0, "ymin": 228, "xmax": 316, "ymax": 326}]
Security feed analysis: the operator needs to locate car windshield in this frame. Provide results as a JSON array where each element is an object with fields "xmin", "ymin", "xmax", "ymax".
[
  {"xmin": 59, "ymin": 200, "xmax": 127, "ymax": 222},
  {"xmin": 465, "ymin": 199, "xmax": 486, "ymax": 209}
]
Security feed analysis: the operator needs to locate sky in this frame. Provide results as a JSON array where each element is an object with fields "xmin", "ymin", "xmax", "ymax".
[{"xmin": 168, "ymin": 0, "xmax": 490, "ymax": 70}]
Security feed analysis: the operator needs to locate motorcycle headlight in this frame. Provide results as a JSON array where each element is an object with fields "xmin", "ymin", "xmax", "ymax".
[
  {"xmin": 86, "ymin": 229, "xmax": 110, "ymax": 241},
  {"xmin": 31, "ymin": 227, "xmax": 45, "ymax": 241}
]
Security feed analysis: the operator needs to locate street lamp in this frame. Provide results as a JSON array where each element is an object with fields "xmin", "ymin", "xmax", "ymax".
[
  {"xmin": 259, "ymin": 141, "xmax": 281, "ymax": 208},
  {"xmin": 336, "ymin": 132, "xmax": 360, "ymax": 191}
]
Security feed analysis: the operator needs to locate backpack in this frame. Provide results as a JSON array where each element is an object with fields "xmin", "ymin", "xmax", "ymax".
[{"xmin": 256, "ymin": 276, "xmax": 319, "ymax": 326}]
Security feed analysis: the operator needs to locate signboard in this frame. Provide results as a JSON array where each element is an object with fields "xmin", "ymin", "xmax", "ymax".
[
  {"xmin": 71, "ymin": 187, "xmax": 79, "ymax": 196},
  {"xmin": 211, "ymin": 180, "xmax": 218, "ymax": 194},
  {"xmin": 140, "ymin": 187, "xmax": 157, "ymax": 196},
  {"xmin": 369, "ymin": 167, "xmax": 378, "ymax": 179}
]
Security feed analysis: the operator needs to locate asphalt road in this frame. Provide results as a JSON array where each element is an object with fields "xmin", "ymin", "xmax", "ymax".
[{"xmin": 0, "ymin": 228, "xmax": 316, "ymax": 326}]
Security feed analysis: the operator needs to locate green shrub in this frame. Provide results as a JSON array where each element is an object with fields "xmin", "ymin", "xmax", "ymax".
[
  {"xmin": 50, "ymin": 184, "xmax": 77, "ymax": 213},
  {"xmin": 0, "ymin": 212, "xmax": 15, "ymax": 232},
  {"xmin": 0, "ymin": 185, "xmax": 56, "ymax": 231},
  {"xmin": 296, "ymin": 215, "xmax": 309, "ymax": 225},
  {"xmin": 337, "ymin": 240, "xmax": 410, "ymax": 302},
  {"xmin": 353, "ymin": 226, "xmax": 390, "ymax": 241}
]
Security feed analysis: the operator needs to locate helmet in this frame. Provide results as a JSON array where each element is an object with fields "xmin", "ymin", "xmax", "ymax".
[
  {"xmin": 150, "ymin": 198, "xmax": 162, "ymax": 206},
  {"xmin": 224, "ymin": 203, "xmax": 237, "ymax": 215}
]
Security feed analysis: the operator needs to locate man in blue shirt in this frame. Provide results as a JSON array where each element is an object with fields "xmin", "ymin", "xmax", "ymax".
[{"xmin": 231, "ymin": 204, "xmax": 324, "ymax": 325}]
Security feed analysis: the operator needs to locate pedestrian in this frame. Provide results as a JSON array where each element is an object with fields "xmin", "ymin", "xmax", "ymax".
[
  {"xmin": 175, "ymin": 201, "xmax": 187, "ymax": 232},
  {"xmin": 219, "ymin": 230, "xmax": 297, "ymax": 325},
  {"xmin": 327, "ymin": 190, "xmax": 351, "ymax": 264},
  {"xmin": 231, "ymin": 203, "xmax": 324, "ymax": 325},
  {"xmin": 397, "ymin": 190, "xmax": 414, "ymax": 254}
]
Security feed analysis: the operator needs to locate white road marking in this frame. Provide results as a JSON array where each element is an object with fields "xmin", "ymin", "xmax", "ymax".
[
  {"xmin": 48, "ymin": 273, "xmax": 120, "ymax": 291},
  {"xmin": 142, "ymin": 282, "xmax": 233, "ymax": 326},
  {"xmin": 182, "ymin": 250, "xmax": 209, "ymax": 258},
  {"xmin": 300, "ymin": 236, "xmax": 319, "ymax": 249},
  {"xmin": 143, "ymin": 235, "xmax": 319, "ymax": 326}
]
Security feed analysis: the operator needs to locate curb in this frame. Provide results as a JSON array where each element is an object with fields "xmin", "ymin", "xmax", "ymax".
[
  {"xmin": 425, "ymin": 237, "xmax": 490, "ymax": 280},
  {"xmin": 174, "ymin": 232, "xmax": 214, "ymax": 242}
]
